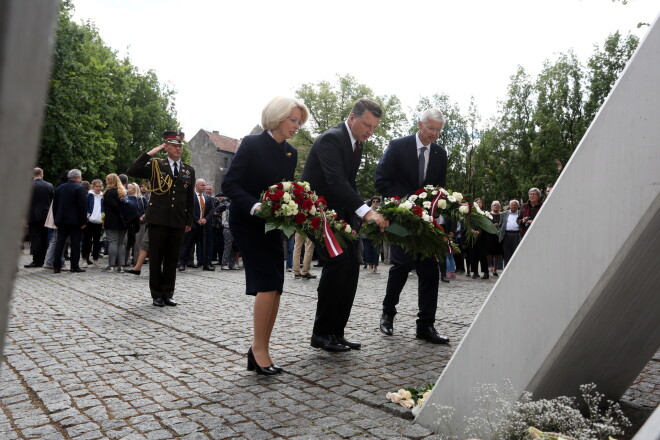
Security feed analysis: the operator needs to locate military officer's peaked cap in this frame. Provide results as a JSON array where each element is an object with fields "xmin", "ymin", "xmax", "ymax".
[{"xmin": 163, "ymin": 130, "xmax": 185, "ymax": 145}]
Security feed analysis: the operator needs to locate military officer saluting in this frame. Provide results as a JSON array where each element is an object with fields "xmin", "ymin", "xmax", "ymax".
[{"xmin": 127, "ymin": 130, "xmax": 195, "ymax": 307}]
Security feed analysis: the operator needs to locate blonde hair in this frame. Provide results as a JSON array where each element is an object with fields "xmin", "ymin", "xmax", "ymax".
[
  {"xmin": 127, "ymin": 182, "xmax": 139, "ymax": 195},
  {"xmin": 105, "ymin": 173, "xmax": 127, "ymax": 199},
  {"xmin": 261, "ymin": 96, "xmax": 309, "ymax": 131}
]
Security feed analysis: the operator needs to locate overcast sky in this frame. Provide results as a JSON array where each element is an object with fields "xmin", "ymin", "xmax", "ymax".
[{"xmin": 72, "ymin": 0, "xmax": 659, "ymax": 141}]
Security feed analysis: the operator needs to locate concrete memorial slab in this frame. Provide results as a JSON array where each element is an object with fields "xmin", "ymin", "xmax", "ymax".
[{"xmin": 416, "ymin": 13, "xmax": 660, "ymax": 438}]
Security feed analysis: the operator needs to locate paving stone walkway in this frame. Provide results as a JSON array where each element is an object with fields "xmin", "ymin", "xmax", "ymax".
[{"xmin": 2, "ymin": 253, "xmax": 658, "ymax": 439}]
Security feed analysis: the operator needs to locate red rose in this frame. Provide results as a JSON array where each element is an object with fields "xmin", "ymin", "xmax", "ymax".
[
  {"xmin": 294, "ymin": 213, "xmax": 306, "ymax": 224},
  {"xmin": 270, "ymin": 189, "xmax": 285, "ymax": 201},
  {"xmin": 292, "ymin": 183, "xmax": 305, "ymax": 195},
  {"xmin": 315, "ymin": 196, "xmax": 328, "ymax": 207},
  {"xmin": 415, "ymin": 188, "xmax": 426, "ymax": 195},
  {"xmin": 294, "ymin": 196, "xmax": 304, "ymax": 205},
  {"xmin": 310, "ymin": 217, "xmax": 321, "ymax": 230},
  {"xmin": 392, "ymin": 196, "xmax": 401, "ymax": 201},
  {"xmin": 275, "ymin": 182, "xmax": 284, "ymax": 189},
  {"xmin": 272, "ymin": 203, "xmax": 281, "ymax": 212},
  {"xmin": 302, "ymin": 198, "xmax": 313, "ymax": 210},
  {"xmin": 412, "ymin": 206, "xmax": 424, "ymax": 217}
]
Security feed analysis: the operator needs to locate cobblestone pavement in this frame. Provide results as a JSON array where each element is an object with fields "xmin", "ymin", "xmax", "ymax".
[{"xmin": 2, "ymin": 253, "xmax": 658, "ymax": 440}]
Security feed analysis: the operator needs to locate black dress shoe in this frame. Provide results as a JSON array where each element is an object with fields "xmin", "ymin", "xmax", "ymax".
[
  {"xmin": 247, "ymin": 348, "xmax": 279, "ymax": 375},
  {"xmin": 472, "ymin": 273, "xmax": 479, "ymax": 279},
  {"xmin": 271, "ymin": 363, "xmax": 285, "ymax": 373},
  {"xmin": 70, "ymin": 267, "xmax": 86, "ymax": 273},
  {"xmin": 441, "ymin": 275, "xmax": 450, "ymax": 283},
  {"xmin": 481, "ymin": 273, "xmax": 489, "ymax": 279},
  {"xmin": 493, "ymin": 271, "xmax": 499, "ymax": 277},
  {"xmin": 416, "ymin": 325, "xmax": 450, "ymax": 344},
  {"xmin": 310, "ymin": 334, "xmax": 350, "ymax": 352},
  {"xmin": 187, "ymin": 264, "xmax": 200, "ymax": 268},
  {"xmin": 125, "ymin": 269, "xmax": 141, "ymax": 275},
  {"xmin": 336, "ymin": 336, "xmax": 361, "ymax": 349},
  {"xmin": 379, "ymin": 313, "xmax": 394, "ymax": 336},
  {"xmin": 23, "ymin": 262, "xmax": 42, "ymax": 268},
  {"xmin": 152, "ymin": 298, "xmax": 165, "ymax": 307},
  {"xmin": 301, "ymin": 273, "xmax": 317, "ymax": 279},
  {"xmin": 178, "ymin": 265, "xmax": 186, "ymax": 271},
  {"xmin": 163, "ymin": 298, "xmax": 177, "ymax": 306},
  {"xmin": 203, "ymin": 266, "xmax": 215, "ymax": 271}
]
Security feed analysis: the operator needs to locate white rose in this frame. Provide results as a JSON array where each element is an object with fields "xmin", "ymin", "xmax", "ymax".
[
  {"xmin": 475, "ymin": 205, "xmax": 484, "ymax": 215},
  {"xmin": 282, "ymin": 182, "xmax": 292, "ymax": 191},
  {"xmin": 418, "ymin": 192, "xmax": 427, "ymax": 199},
  {"xmin": 447, "ymin": 196, "xmax": 456, "ymax": 203},
  {"xmin": 345, "ymin": 225, "xmax": 352, "ymax": 233},
  {"xmin": 309, "ymin": 206, "xmax": 317, "ymax": 215},
  {"xmin": 400, "ymin": 399, "xmax": 414, "ymax": 408},
  {"xmin": 422, "ymin": 390, "xmax": 432, "ymax": 400},
  {"xmin": 423, "ymin": 201, "xmax": 432, "ymax": 209},
  {"xmin": 288, "ymin": 200, "xmax": 297, "ymax": 208},
  {"xmin": 453, "ymin": 192, "xmax": 463, "ymax": 202},
  {"xmin": 269, "ymin": 184, "xmax": 278, "ymax": 190},
  {"xmin": 422, "ymin": 213, "xmax": 430, "ymax": 222},
  {"xmin": 301, "ymin": 181, "xmax": 310, "ymax": 191},
  {"xmin": 437, "ymin": 199, "xmax": 447, "ymax": 209},
  {"xmin": 282, "ymin": 192, "xmax": 291, "ymax": 203},
  {"xmin": 459, "ymin": 205, "xmax": 469, "ymax": 214},
  {"xmin": 386, "ymin": 392, "xmax": 402, "ymax": 403},
  {"xmin": 441, "ymin": 188, "xmax": 449, "ymax": 196},
  {"xmin": 408, "ymin": 195, "xmax": 418, "ymax": 202},
  {"xmin": 334, "ymin": 223, "xmax": 342, "ymax": 230},
  {"xmin": 431, "ymin": 190, "xmax": 438, "ymax": 196},
  {"xmin": 398, "ymin": 389, "xmax": 412, "ymax": 400},
  {"xmin": 401, "ymin": 201, "xmax": 413, "ymax": 210}
]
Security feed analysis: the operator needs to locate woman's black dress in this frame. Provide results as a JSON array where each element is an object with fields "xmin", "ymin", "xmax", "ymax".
[
  {"xmin": 221, "ymin": 131, "xmax": 297, "ymax": 295},
  {"xmin": 486, "ymin": 213, "xmax": 503, "ymax": 256}
]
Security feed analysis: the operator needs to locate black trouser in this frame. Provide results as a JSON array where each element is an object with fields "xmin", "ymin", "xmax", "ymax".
[
  {"xmin": 81, "ymin": 222, "xmax": 102, "ymax": 261},
  {"xmin": 382, "ymin": 244, "xmax": 439, "ymax": 326},
  {"xmin": 501, "ymin": 231, "xmax": 521, "ymax": 267},
  {"xmin": 28, "ymin": 222, "xmax": 49, "ymax": 265},
  {"xmin": 148, "ymin": 224, "xmax": 185, "ymax": 299},
  {"xmin": 470, "ymin": 233, "xmax": 488, "ymax": 275},
  {"xmin": 179, "ymin": 226, "xmax": 204, "ymax": 267},
  {"xmin": 54, "ymin": 225, "xmax": 82, "ymax": 271},
  {"xmin": 312, "ymin": 238, "xmax": 360, "ymax": 337},
  {"xmin": 212, "ymin": 226, "xmax": 224, "ymax": 261}
]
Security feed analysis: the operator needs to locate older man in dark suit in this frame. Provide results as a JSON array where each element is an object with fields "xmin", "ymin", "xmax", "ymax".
[
  {"xmin": 301, "ymin": 98, "xmax": 389, "ymax": 352},
  {"xmin": 178, "ymin": 178, "xmax": 215, "ymax": 271},
  {"xmin": 24, "ymin": 167, "xmax": 54, "ymax": 268},
  {"xmin": 127, "ymin": 130, "xmax": 195, "ymax": 307},
  {"xmin": 375, "ymin": 108, "xmax": 450, "ymax": 344},
  {"xmin": 52, "ymin": 169, "xmax": 87, "ymax": 274}
]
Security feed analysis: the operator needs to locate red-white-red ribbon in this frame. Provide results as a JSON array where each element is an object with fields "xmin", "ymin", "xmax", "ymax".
[
  {"xmin": 321, "ymin": 210, "xmax": 343, "ymax": 257},
  {"xmin": 430, "ymin": 190, "xmax": 444, "ymax": 218}
]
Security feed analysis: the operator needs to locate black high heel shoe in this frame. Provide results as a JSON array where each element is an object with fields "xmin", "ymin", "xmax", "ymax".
[
  {"xmin": 247, "ymin": 348, "xmax": 279, "ymax": 375},
  {"xmin": 271, "ymin": 363, "xmax": 285, "ymax": 373}
]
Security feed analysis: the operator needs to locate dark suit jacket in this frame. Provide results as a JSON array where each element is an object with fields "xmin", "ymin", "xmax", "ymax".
[
  {"xmin": 52, "ymin": 180, "xmax": 87, "ymax": 227},
  {"xmin": 301, "ymin": 122, "xmax": 363, "ymax": 226},
  {"xmin": 127, "ymin": 153, "xmax": 195, "ymax": 229},
  {"xmin": 192, "ymin": 192, "xmax": 215, "ymax": 229},
  {"xmin": 28, "ymin": 178, "xmax": 54, "ymax": 224},
  {"xmin": 222, "ymin": 131, "xmax": 297, "ymax": 227},
  {"xmin": 375, "ymin": 134, "xmax": 447, "ymax": 198}
]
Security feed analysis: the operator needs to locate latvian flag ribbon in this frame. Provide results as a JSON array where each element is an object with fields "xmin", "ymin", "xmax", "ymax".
[{"xmin": 321, "ymin": 210, "xmax": 343, "ymax": 257}]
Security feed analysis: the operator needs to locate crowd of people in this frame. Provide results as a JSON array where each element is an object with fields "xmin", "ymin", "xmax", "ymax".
[{"xmin": 24, "ymin": 98, "xmax": 551, "ymax": 376}]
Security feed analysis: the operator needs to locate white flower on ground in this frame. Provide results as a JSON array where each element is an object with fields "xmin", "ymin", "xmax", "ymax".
[
  {"xmin": 386, "ymin": 392, "xmax": 402, "ymax": 403},
  {"xmin": 398, "ymin": 389, "xmax": 412, "ymax": 400},
  {"xmin": 400, "ymin": 399, "xmax": 414, "ymax": 408}
]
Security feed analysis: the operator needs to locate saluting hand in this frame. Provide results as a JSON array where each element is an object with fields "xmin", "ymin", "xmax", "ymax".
[{"xmin": 147, "ymin": 143, "xmax": 167, "ymax": 156}]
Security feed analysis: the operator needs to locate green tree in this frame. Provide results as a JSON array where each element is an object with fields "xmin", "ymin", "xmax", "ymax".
[
  {"xmin": 38, "ymin": 1, "xmax": 180, "ymax": 182},
  {"xmin": 292, "ymin": 74, "xmax": 407, "ymax": 197},
  {"xmin": 530, "ymin": 51, "xmax": 585, "ymax": 190},
  {"xmin": 584, "ymin": 31, "xmax": 639, "ymax": 124}
]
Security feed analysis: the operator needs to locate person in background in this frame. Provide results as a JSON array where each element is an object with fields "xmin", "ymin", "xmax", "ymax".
[
  {"xmin": 24, "ymin": 167, "xmax": 53, "ymax": 268},
  {"xmin": 518, "ymin": 188, "xmax": 543, "ymax": 238},
  {"xmin": 469, "ymin": 197, "xmax": 489, "ymax": 279},
  {"xmin": 498, "ymin": 199, "xmax": 521, "ymax": 268},
  {"xmin": 82, "ymin": 179, "xmax": 104, "ymax": 267},
  {"xmin": 124, "ymin": 182, "xmax": 142, "ymax": 266},
  {"xmin": 292, "ymin": 231, "xmax": 316, "ymax": 280},
  {"xmin": 487, "ymin": 200, "xmax": 503, "ymax": 277},
  {"xmin": 52, "ymin": 169, "xmax": 87, "ymax": 274},
  {"xmin": 361, "ymin": 196, "xmax": 382, "ymax": 274},
  {"xmin": 103, "ymin": 173, "xmax": 128, "ymax": 272}
]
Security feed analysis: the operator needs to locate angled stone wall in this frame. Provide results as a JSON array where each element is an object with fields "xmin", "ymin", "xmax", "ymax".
[{"xmin": 417, "ymin": 13, "xmax": 660, "ymax": 438}]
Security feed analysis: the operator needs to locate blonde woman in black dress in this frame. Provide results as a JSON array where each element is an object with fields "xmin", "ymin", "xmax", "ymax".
[{"xmin": 222, "ymin": 97, "xmax": 309, "ymax": 375}]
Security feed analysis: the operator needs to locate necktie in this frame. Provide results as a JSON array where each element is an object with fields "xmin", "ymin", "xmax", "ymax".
[
  {"xmin": 199, "ymin": 194, "xmax": 205, "ymax": 218},
  {"xmin": 354, "ymin": 141, "xmax": 362, "ymax": 167},
  {"xmin": 418, "ymin": 146, "xmax": 427, "ymax": 187},
  {"xmin": 173, "ymin": 161, "xmax": 178, "ymax": 178}
]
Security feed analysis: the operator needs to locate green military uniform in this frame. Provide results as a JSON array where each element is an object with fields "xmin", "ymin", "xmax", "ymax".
[{"xmin": 127, "ymin": 152, "xmax": 195, "ymax": 300}]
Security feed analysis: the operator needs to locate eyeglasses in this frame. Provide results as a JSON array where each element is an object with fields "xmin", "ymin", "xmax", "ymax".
[{"xmin": 287, "ymin": 117, "xmax": 304, "ymax": 127}]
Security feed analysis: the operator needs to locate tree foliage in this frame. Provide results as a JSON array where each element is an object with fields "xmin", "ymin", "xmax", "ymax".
[{"xmin": 38, "ymin": 1, "xmax": 181, "ymax": 182}]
